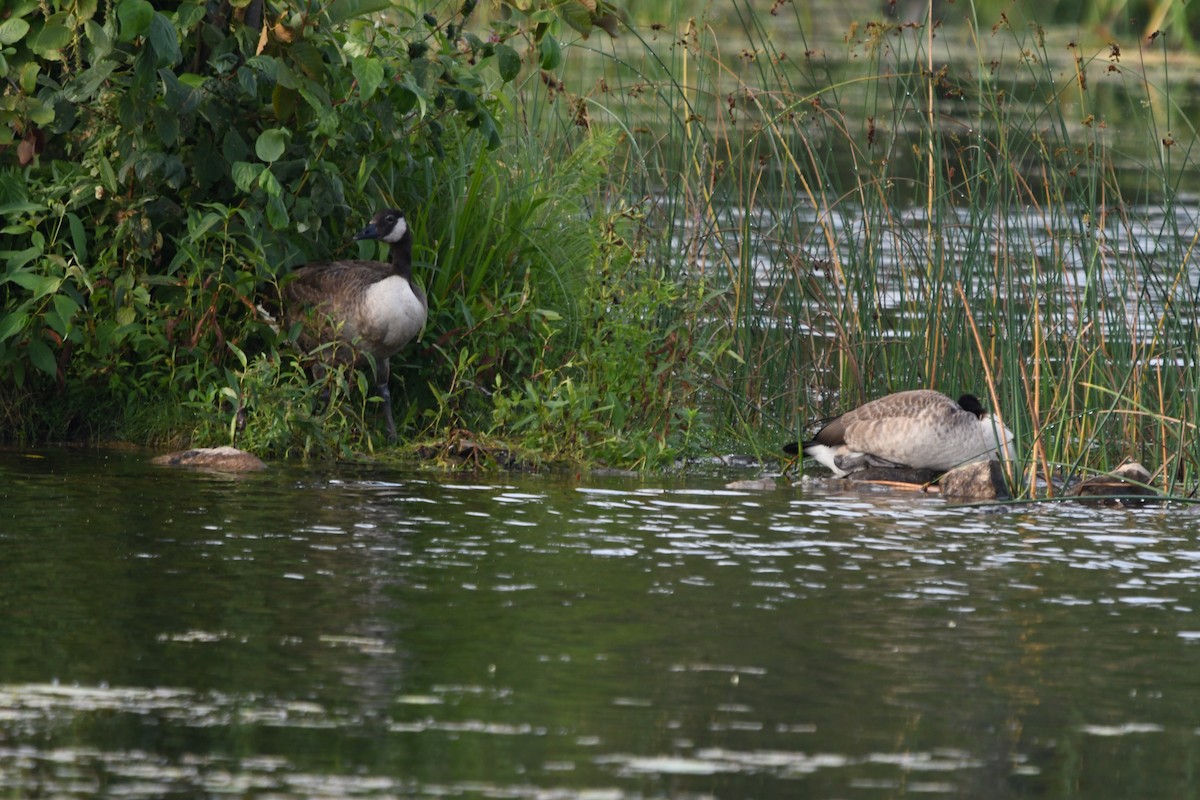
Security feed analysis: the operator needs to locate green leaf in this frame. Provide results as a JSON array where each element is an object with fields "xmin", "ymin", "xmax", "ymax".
[
  {"xmin": 84, "ymin": 19, "xmax": 112, "ymax": 59},
  {"xmin": 266, "ymin": 195, "xmax": 289, "ymax": 229},
  {"xmin": 19, "ymin": 62, "xmax": 39, "ymax": 95},
  {"xmin": 67, "ymin": 213, "xmax": 87, "ymax": 262},
  {"xmin": 351, "ymin": 56, "xmax": 384, "ymax": 101},
  {"xmin": 272, "ymin": 84, "xmax": 298, "ymax": 120},
  {"xmin": 31, "ymin": 18, "xmax": 73, "ymax": 58},
  {"xmin": 325, "ymin": 0, "xmax": 394, "ymax": 26},
  {"xmin": 48, "ymin": 294, "xmax": 80, "ymax": 337},
  {"xmin": 159, "ymin": 68, "xmax": 200, "ymax": 114},
  {"xmin": 560, "ymin": 2, "xmax": 594, "ymax": 37},
  {"xmin": 151, "ymin": 103, "xmax": 179, "ymax": 146},
  {"xmin": 116, "ymin": 0, "xmax": 154, "ymax": 42},
  {"xmin": 257, "ymin": 168, "xmax": 282, "ymax": 198},
  {"xmin": 7, "ymin": 271, "xmax": 62, "ymax": 298},
  {"xmin": 0, "ymin": 19, "xmax": 30, "ymax": 46},
  {"xmin": 0, "ymin": 311, "xmax": 28, "ymax": 343},
  {"xmin": 26, "ymin": 336, "xmax": 57, "ymax": 378},
  {"xmin": 1, "ymin": 244, "xmax": 42, "ymax": 272},
  {"xmin": 255, "ymin": 128, "xmax": 289, "ymax": 163},
  {"xmin": 27, "ymin": 101, "xmax": 55, "ymax": 126},
  {"xmin": 147, "ymin": 13, "xmax": 180, "ymax": 66},
  {"xmin": 539, "ymin": 34, "xmax": 562, "ymax": 70},
  {"xmin": 74, "ymin": 0, "xmax": 99, "ymax": 23},
  {"xmin": 288, "ymin": 41, "xmax": 326, "ymax": 80},
  {"xmin": 495, "ymin": 43, "xmax": 520, "ymax": 82},
  {"xmin": 231, "ymin": 161, "xmax": 265, "ymax": 192}
]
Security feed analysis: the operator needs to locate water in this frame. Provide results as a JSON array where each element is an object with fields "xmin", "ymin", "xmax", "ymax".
[{"xmin": 3, "ymin": 449, "xmax": 1200, "ymax": 798}]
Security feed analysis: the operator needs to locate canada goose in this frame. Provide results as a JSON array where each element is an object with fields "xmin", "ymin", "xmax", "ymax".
[
  {"xmin": 283, "ymin": 209, "xmax": 427, "ymax": 440},
  {"xmin": 784, "ymin": 389, "xmax": 1014, "ymax": 477}
]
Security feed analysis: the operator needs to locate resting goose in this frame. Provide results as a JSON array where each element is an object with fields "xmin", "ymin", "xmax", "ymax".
[
  {"xmin": 785, "ymin": 389, "xmax": 1014, "ymax": 477},
  {"xmin": 283, "ymin": 209, "xmax": 427, "ymax": 440}
]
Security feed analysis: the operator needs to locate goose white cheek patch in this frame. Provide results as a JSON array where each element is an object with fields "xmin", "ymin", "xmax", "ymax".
[{"xmin": 383, "ymin": 217, "xmax": 408, "ymax": 243}]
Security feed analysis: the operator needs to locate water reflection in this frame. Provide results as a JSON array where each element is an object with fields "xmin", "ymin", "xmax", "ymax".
[{"xmin": 2, "ymin": 450, "xmax": 1199, "ymax": 798}]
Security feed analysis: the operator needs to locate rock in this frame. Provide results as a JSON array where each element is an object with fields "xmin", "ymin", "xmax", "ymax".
[
  {"xmin": 725, "ymin": 478, "xmax": 780, "ymax": 491},
  {"xmin": 1066, "ymin": 461, "xmax": 1158, "ymax": 507},
  {"xmin": 938, "ymin": 460, "xmax": 1011, "ymax": 502},
  {"xmin": 151, "ymin": 446, "xmax": 267, "ymax": 473}
]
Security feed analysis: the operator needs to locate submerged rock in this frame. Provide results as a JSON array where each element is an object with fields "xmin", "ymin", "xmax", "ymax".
[
  {"xmin": 1066, "ymin": 462, "xmax": 1159, "ymax": 507},
  {"xmin": 151, "ymin": 446, "xmax": 267, "ymax": 473},
  {"xmin": 725, "ymin": 477, "xmax": 780, "ymax": 491}
]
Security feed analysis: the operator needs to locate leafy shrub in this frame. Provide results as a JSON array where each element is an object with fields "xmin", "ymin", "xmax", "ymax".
[{"xmin": 1, "ymin": 0, "xmax": 650, "ymax": 458}]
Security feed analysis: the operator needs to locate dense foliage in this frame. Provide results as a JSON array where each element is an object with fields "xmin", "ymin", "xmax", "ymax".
[{"xmin": 1, "ymin": 0, "xmax": 712, "ymax": 466}]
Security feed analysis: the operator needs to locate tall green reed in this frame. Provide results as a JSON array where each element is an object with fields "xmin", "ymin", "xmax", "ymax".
[{"xmin": 548, "ymin": 1, "xmax": 1200, "ymax": 493}]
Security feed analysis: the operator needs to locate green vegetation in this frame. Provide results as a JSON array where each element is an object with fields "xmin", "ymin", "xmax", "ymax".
[{"xmin": 4, "ymin": 0, "xmax": 1200, "ymax": 496}]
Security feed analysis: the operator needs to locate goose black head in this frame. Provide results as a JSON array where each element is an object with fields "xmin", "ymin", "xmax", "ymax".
[
  {"xmin": 354, "ymin": 209, "xmax": 408, "ymax": 244},
  {"xmin": 957, "ymin": 394, "xmax": 986, "ymax": 419}
]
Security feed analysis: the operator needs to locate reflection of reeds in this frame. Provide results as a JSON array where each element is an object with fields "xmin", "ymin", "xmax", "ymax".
[{"xmin": 547, "ymin": 2, "xmax": 1200, "ymax": 496}]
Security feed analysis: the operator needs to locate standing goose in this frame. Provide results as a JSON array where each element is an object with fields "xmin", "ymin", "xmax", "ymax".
[
  {"xmin": 283, "ymin": 209, "xmax": 427, "ymax": 440},
  {"xmin": 784, "ymin": 389, "xmax": 1014, "ymax": 477}
]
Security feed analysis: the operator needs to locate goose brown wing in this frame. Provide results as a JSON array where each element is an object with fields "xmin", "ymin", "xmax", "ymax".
[{"xmin": 283, "ymin": 260, "xmax": 394, "ymax": 305}]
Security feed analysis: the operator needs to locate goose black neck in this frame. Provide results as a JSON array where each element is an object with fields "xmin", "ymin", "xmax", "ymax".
[{"xmin": 387, "ymin": 230, "xmax": 414, "ymax": 278}]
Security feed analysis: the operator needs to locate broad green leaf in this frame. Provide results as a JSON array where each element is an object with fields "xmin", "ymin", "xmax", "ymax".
[
  {"xmin": 151, "ymin": 104, "xmax": 179, "ymax": 146},
  {"xmin": 67, "ymin": 213, "xmax": 87, "ymax": 262},
  {"xmin": 560, "ymin": 2, "xmax": 594, "ymax": 37},
  {"xmin": 84, "ymin": 19, "xmax": 111, "ymax": 59},
  {"xmin": 231, "ymin": 161, "xmax": 265, "ymax": 192},
  {"xmin": 539, "ymin": 34, "xmax": 562, "ymax": 69},
  {"xmin": 186, "ymin": 211, "xmax": 226, "ymax": 243},
  {"xmin": 272, "ymin": 84, "xmax": 298, "ymax": 121},
  {"xmin": 255, "ymin": 128, "xmax": 289, "ymax": 163},
  {"xmin": 75, "ymin": 0, "xmax": 99, "ymax": 23},
  {"xmin": 31, "ymin": 19, "xmax": 73, "ymax": 58},
  {"xmin": 116, "ymin": 0, "xmax": 154, "ymax": 42},
  {"xmin": 98, "ymin": 156, "xmax": 118, "ymax": 193},
  {"xmin": 7, "ymin": 270, "xmax": 62, "ymax": 299},
  {"xmin": 53, "ymin": 293, "xmax": 81, "ymax": 321},
  {"xmin": 26, "ymin": 336, "xmax": 56, "ymax": 378},
  {"xmin": 257, "ymin": 167, "xmax": 282, "ymax": 198},
  {"xmin": 2, "ymin": 245, "xmax": 44, "ymax": 272},
  {"xmin": 48, "ymin": 294, "xmax": 81, "ymax": 337},
  {"xmin": 175, "ymin": 3, "xmax": 206, "ymax": 33},
  {"xmin": 0, "ymin": 19, "xmax": 30, "ymax": 46},
  {"xmin": 288, "ymin": 41, "xmax": 326, "ymax": 81},
  {"xmin": 19, "ymin": 62, "xmax": 39, "ymax": 95},
  {"xmin": 27, "ymin": 100, "xmax": 55, "ymax": 126},
  {"xmin": 147, "ymin": 13, "xmax": 181, "ymax": 66},
  {"xmin": 325, "ymin": 0, "xmax": 394, "ymax": 26},
  {"xmin": 495, "ymin": 43, "xmax": 520, "ymax": 82},
  {"xmin": 351, "ymin": 56, "xmax": 384, "ymax": 101},
  {"xmin": 159, "ymin": 68, "xmax": 200, "ymax": 114},
  {"xmin": 266, "ymin": 195, "xmax": 289, "ymax": 229},
  {"xmin": 0, "ymin": 311, "xmax": 28, "ymax": 343}
]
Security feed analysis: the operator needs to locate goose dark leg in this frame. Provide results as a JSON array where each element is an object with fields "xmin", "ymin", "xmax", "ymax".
[
  {"xmin": 374, "ymin": 361, "xmax": 397, "ymax": 441},
  {"xmin": 378, "ymin": 382, "xmax": 397, "ymax": 441}
]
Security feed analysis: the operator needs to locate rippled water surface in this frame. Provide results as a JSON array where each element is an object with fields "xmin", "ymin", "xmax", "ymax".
[{"xmin": 3, "ymin": 449, "xmax": 1200, "ymax": 798}]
